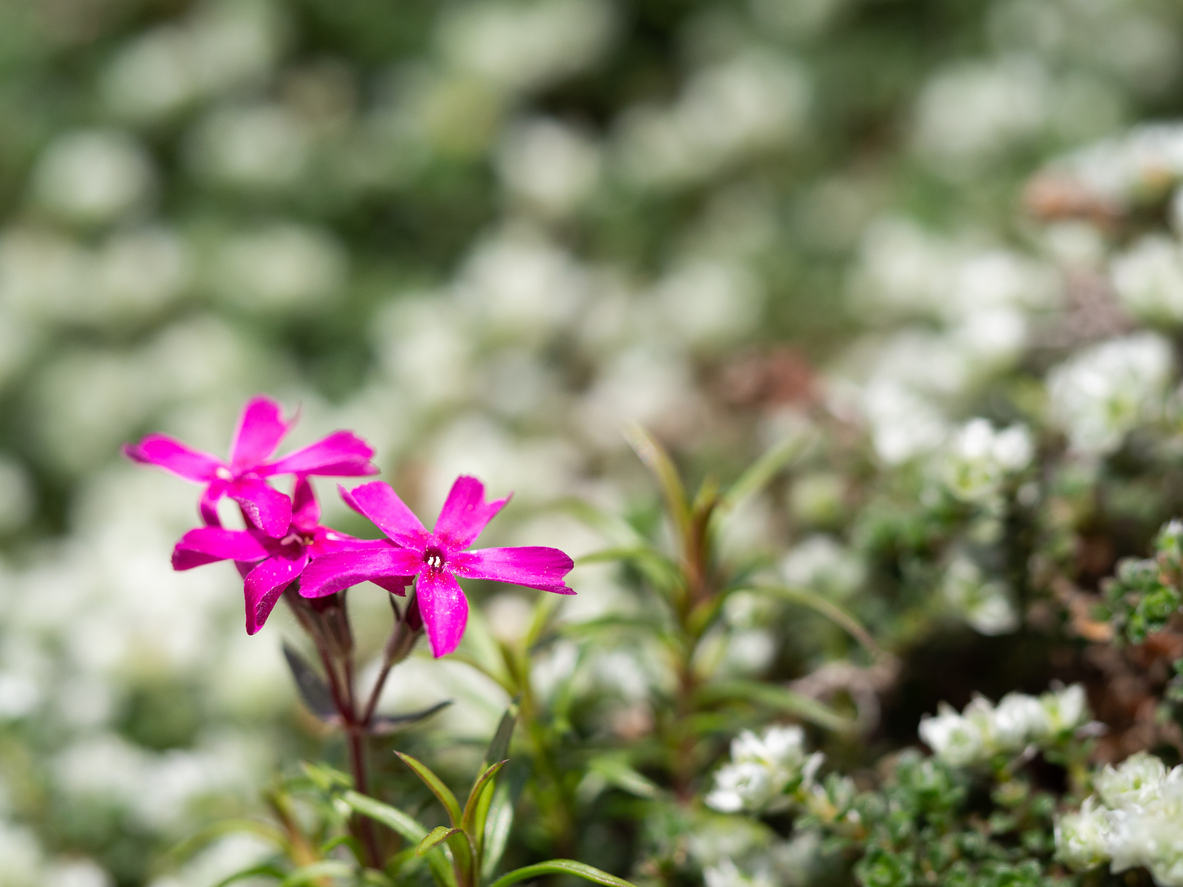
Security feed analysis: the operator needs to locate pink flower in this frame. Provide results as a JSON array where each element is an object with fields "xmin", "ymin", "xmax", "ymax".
[
  {"xmin": 124, "ymin": 396, "xmax": 377, "ymax": 537},
  {"xmin": 172, "ymin": 479, "xmax": 407, "ymax": 634},
  {"xmin": 299, "ymin": 476, "xmax": 575, "ymax": 657}
]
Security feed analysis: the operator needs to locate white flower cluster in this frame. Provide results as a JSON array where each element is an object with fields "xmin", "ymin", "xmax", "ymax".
[
  {"xmin": 1112, "ymin": 234, "xmax": 1183, "ymax": 326},
  {"xmin": 1049, "ymin": 124, "xmax": 1183, "ymax": 209},
  {"xmin": 1057, "ymin": 752, "xmax": 1183, "ymax": 886},
  {"xmin": 705, "ymin": 726, "xmax": 823, "ymax": 814},
  {"xmin": 919, "ymin": 684, "xmax": 1088, "ymax": 767},
  {"xmin": 934, "ymin": 419, "xmax": 1033, "ymax": 504},
  {"xmin": 1046, "ymin": 333, "xmax": 1174, "ymax": 457},
  {"xmin": 940, "ymin": 556, "xmax": 1019, "ymax": 636}
]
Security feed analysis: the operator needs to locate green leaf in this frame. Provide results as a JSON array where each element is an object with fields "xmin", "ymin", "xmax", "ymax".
[
  {"xmin": 588, "ymin": 756, "xmax": 664, "ymax": 800},
  {"xmin": 341, "ymin": 792, "xmax": 456, "ymax": 887},
  {"xmin": 720, "ymin": 431, "xmax": 813, "ymax": 514},
  {"xmin": 168, "ymin": 818, "xmax": 286, "ymax": 863},
  {"xmin": 368, "ymin": 700, "xmax": 452, "ymax": 735},
  {"xmin": 625, "ymin": 424, "xmax": 691, "ymax": 546},
  {"xmin": 282, "ymin": 644, "xmax": 340, "ymax": 723},
  {"xmin": 482, "ymin": 704, "xmax": 518, "ymax": 770},
  {"xmin": 340, "ymin": 791, "xmax": 428, "ymax": 843},
  {"xmin": 695, "ymin": 680, "xmax": 855, "ymax": 733},
  {"xmin": 751, "ymin": 584, "xmax": 882, "ymax": 657},
  {"xmin": 211, "ymin": 865, "xmax": 286, "ymax": 887},
  {"xmin": 481, "ymin": 781, "xmax": 515, "ymax": 880},
  {"xmin": 489, "ymin": 859, "xmax": 639, "ymax": 887},
  {"xmin": 281, "ymin": 860, "xmax": 355, "ymax": 885},
  {"xmin": 300, "ymin": 762, "xmax": 353, "ymax": 793},
  {"xmin": 556, "ymin": 498, "xmax": 644, "ymax": 548},
  {"xmin": 394, "ymin": 751, "xmax": 463, "ymax": 827},
  {"xmin": 417, "ymin": 826, "xmax": 464, "ymax": 856},
  {"xmin": 525, "ymin": 594, "xmax": 561, "ymax": 647},
  {"xmin": 462, "ymin": 759, "xmax": 508, "ymax": 833}
]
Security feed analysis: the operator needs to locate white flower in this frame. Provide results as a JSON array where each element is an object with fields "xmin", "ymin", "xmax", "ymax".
[
  {"xmin": 937, "ymin": 419, "xmax": 1033, "ymax": 502},
  {"xmin": 913, "ymin": 56, "xmax": 1050, "ymax": 171},
  {"xmin": 1046, "ymin": 333, "xmax": 1173, "ymax": 456},
  {"xmin": 1041, "ymin": 684, "xmax": 1088, "ymax": 734},
  {"xmin": 992, "ymin": 692, "xmax": 1051, "ymax": 749},
  {"xmin": 1094, "ymin": 752, "xmax": 1168, "ymax": 809},
  {"xmin": 919, "ymin": 702, "xmax": 986, "ymax": 767},
  {"xmin": 705, "ymin": 726, "xmax": 822, "ymax": 814},
  {"xmin": 1112, "ymin": 234, "xmax": 1183, "ymax": 324},
  {"xmin": 705, "ymin": 761, "xmax": 785, "ymax": 813},
  {"xmin": 31, "ymin": 130, "xmax": 156, "ymax": 225},
  {"xmin": 1055, "ymin": 798, "xmax": 1112, "ymax": 870},
  {"xmin": 438, "ymin": 0, "xmax": 615, "ymax": 95},
  {"xmin": 497, "ymin": 118, "xmax": 601, "ymax": 214},
  {"xmin": 210, "ymin": 224, "xmax": 348, "ymax": 311},
  {"xmin": 780, "ymin": 535, "xmax": 865, "ymax": 599},
  {"xmin": 941, "ymin": 557, "xmax": 1019, "ymax": 636}
]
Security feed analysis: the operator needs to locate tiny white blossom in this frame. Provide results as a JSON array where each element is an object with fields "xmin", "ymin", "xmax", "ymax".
[
  {"xmin": 1046, "ymin": 333, "xmax": 1173, "ymax": 456},
  {"xmin": 1112, "ymin": 234, "xmax": 1183, "ymax": 324},
  {"xmin": 705, "ymin": 726, "xmax": 822, "ymax": 814},
  {"xmin": 992, "ymin": 692, "xmax": 1051, "ymax": 749},
  {"xmin": 1055, "ymin": 798, "xmax": 1112, "ymax": 870},
  {"xmin": 1041, "ymin": 684, "xmax": 1088, "ymax": 734},
  {"xmin": 919, "ymin": 702, "xmax": 986, "ymax": 767},
  {"xmin": 1094, "ymin": 752, "xmax": 1168, "ymax": 809}
]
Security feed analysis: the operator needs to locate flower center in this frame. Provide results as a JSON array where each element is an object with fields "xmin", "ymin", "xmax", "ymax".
[
  {"xmin": 424, "ymin": 548, "xmax": 446, "ymax": 570},
  {"xmin": 215, "ymin": 466, "xmax": 233, "ymax": 481}
]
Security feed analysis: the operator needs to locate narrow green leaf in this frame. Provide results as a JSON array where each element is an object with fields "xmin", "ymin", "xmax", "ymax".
[
  {"xmin": 281, "ymin": 860, "xmax": 354, "ymax": 885},
  {"xmin": 462, "ymin": 759, "xmax": 507, "ymax": 833},
  {"xmin": 368, "ymin": 700, "xmax": 452, "ymax": 735},
  {"xmin": 625, "ymin": 424, "xmax": 691, "ymax": 546},
  {"xmin": 300, "ymin": 762, "xmax": 353, "ymax": 793},
  {"xmin": 211, "ymin": 865, "xmax": 286, "ymax": 887},
  {"xmin": 480, "ymin": 781, "xmax": 514, "ymax": 880},
  {"xmin": 556, "ymin": 498, "xmax": 644, "ymax": 548},
  {"xmin": 417, "ymin": 826, "xmax": 464, "ymax": 857},
  {"xmin": 489, "ymin": 859, "xmax": 639, "ymax": 887},
  {"xmin": 525, "ymin": 594, "xmax": 561, "ymax": 647},
  {"xmin": 588, "ymin": 757, "xmax": 664, "ymax": 800},
  {"xmin": 695, "ymin": 679, "xmax": 854, "ymax": 733},
  {"xmin": 340, "ymin": 791, "xmax": 428, "ymax": 843},
  {"xmin": 282, "ymin": 644, "xmax": 339, "ymax": 723},
  {"xmin": 394, "ymin": 752, "xmax": 464, "ymax": 827},
  {"xmin": 341, "ymin": 792, "xmax": 456, "ymax": 887},
  {"xmin": 483, "ymin": 704, "xmax": 518, "ymax": 770},
  {"xmin": 168, "ymin": 818, "xmax": 286, "ymax": 863},
  {"xmin": 319, "ymin": 834, "xmax": 363, "ymax": 862},
  {"xmin": 753, "ymin": 584, "xmax": 882, "ymax": 657},
  {"xmin": 720, "ymin": 431, "xmax": 813, "ymax": 513}
]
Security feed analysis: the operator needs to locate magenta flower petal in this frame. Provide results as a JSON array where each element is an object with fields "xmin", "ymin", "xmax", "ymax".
[
  {"xmin": 265, "ymin": 431, "xmax": 378, "ymax": 477},
  {"xmin": 244, "ymin": 549, "xmax": 309, "ymax": 635},
  {"xmin": 290, "ymin": 478, "xmax": 320, "ymax": 534},
  {"xmin": 369, "ymin": 575, "xmax": 413, "ymax": 595},
  {"xmin": 450, "ymin": 546, "xmax": 575, "ymax": 593},
  {"xmin": 433, "ymin": 475, "xmax": 510, "ymax": 549},
  {"xmin": 416, "ymin": 568, "xmax": 469, "ymax": 658},
  {"xmin": 228, "ymin": 477, "xmax": 292, "ymax": 537},
  {"xmin": 299, "ymin": 547, "xmax": 424, "ymax": 598},
  {"xmin": 340, "ymin": 481, "xmax": 429, "ymax": 548},
  {"xmin": 123, "ymin": 435, "xmax": 222, "ymax": 482},
  {"xmin": 230, "ymin": 397, "xmax": 291, "ymax": 470},
  {"xmin": 172, "ymin": 527, "xmax": 272, "ymax": 571},
  {"xmin": 199, "ymin": 480, "xmax": 227, "ymax": 527}
]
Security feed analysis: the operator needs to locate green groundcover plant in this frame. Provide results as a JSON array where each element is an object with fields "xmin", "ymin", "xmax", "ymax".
[{"xmin": 11, "ymin": 2, "xmax": 1183, "ymax": 887}]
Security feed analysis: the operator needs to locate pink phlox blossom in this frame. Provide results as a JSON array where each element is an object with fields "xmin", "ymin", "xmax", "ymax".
[
  {"xmin": 172, "ymin": 478, "xmax": 407, "ymax": 634},
  {"xmin": 124, "ymin": 396, "xmax": 378, "ymax": 537},
  {"xmin": 299, "ymin": 476, "xmax": 575, "ymax": 657}
]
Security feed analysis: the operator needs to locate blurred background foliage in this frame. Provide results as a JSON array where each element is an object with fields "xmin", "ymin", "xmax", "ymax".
[{"xmin": 4, "ymin": 0, "xmax": 1183, "ymax": 885}]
